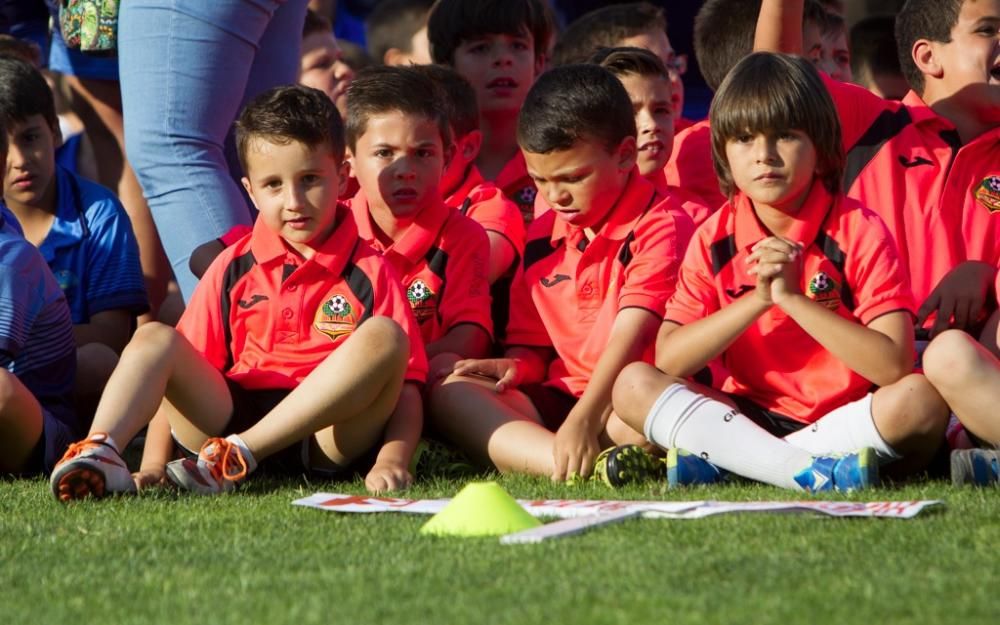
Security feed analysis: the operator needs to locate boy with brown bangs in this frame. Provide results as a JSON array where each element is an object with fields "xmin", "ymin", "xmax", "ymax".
[
  {"xmin": 589, "ymin": 47, "xmax": 712, "ymax": 227},
  {"xmin": 426, "ymin": 0, "xmax": 553, "ymax": 225},
  {"xmin": 429, "ymin": 64, "xmax": 693, "ymax": 482},
  {"xmin": 756, "ymin": 0, "xmax": 1000, "ymax": 340},
  {"xmin": 611, "ymin": 53, "xmax": 946, "ymax": 492},
  {"xmin": 49, "ymin": 86, "xmax": 427, "ymax": 501},
  {"xmin": 346, "ymin": 66, "xmax": 493, "ymax": 364}
]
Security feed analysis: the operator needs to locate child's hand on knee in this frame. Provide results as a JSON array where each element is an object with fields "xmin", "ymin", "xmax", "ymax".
[{"xmin": 365, "ymin": 461, "xmax": 413, "ymax": 494}]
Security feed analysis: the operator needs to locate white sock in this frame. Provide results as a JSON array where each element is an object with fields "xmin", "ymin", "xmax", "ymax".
[
  {"xmin": 643, "ymin": 384, "xmax": 814, "ymax": 490},
  {"xmin": 224, "ymin": 434, "xmax": 258, "ymax": 474},
  {"xmin": 783, "ymin": 394, "xmax": 899, "ymax": 461}
]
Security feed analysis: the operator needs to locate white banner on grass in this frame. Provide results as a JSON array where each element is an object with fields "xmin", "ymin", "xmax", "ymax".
[{"xmin": 292, "ymin": 493, "xmax": 942, "ymax": 520}]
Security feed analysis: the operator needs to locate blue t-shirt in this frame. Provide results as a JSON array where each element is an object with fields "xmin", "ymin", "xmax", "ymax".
[
  {"xmin": 39, "ymin": 167, "xmax": 148, "ymax": 324},
  {"xmin": 0, "ymin": 207, "xmax": 77, "ymax": 430}
]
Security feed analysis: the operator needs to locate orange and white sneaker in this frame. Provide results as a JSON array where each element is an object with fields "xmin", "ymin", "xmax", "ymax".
[
  {"xmin": 165, "ymin": 437, "xmax": 250, "ymax": 495},
  {"xmin": 50, "ymin": 433, "xmax": 136, "ymax": 502}
]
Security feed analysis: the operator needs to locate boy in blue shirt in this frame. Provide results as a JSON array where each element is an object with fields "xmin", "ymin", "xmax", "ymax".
[
  {"xmin": 0, "ymin": 125, "xmax": 79, "ymax": 476},
  {"xmin": 0, "ymin": 56, "xmax": 147, "ymax": 421}
]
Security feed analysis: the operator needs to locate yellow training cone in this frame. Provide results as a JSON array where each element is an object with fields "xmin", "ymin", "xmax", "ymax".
[{"xmin": 420, "ymin": 482, "xmax": 542, "ymax": 537}]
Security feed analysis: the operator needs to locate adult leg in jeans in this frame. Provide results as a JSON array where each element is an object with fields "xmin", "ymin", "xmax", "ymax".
[{"xmin": 118, "ymin": 0, "xmax": 309, "ymax": 301}]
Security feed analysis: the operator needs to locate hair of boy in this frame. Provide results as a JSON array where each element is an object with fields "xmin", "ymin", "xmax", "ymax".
[
  {"xmin": 344, "ymin": 65, "xmax": 451, "ymax": 154},
  {"xmin": 411, "ymin": 64, "xmax": 479, "ymax": 138},
  {"xmin": 516, "ymin": 63, "xmax": 636, "ymax": 155},
  {"xmin": 0, "ymin": 55, "xmax": 57, "ymax": 132},
  {"xmin": 693, "ymin": 0, "xmax": 762, "ymax": 92},
  {"xmin": 366, "ymin": 0, "xmax": 435, "ymax": 64},
  {"xmin": 303, "ymin": 8, "xmax": 332, "ymax": 38},
  {"xmin": 850, "ymin": 15, "xmax": 903, "ymax": 88},
  {"xmin": 0, "ymin": 35, "xmax": 42, "ymax": 67},
  {"xmin": 804, "ymin": 1, "xmax": 846, "ymax": 38},
  {"xmin": 234, "ymin": 84, "xmax": 346, "ymax": 174},
  {"xmin": 895, "ymin": 0, "xmax": 964, "ymax": 95},
  {"xmin": 551, "ymin": 2, "xmax": 666, "ymax": 67},
  {"xmin": 426, "ymin": 0, "xmax": 553, "ymax": 65},
  {"xmin": 588, "ymin": 46, "xmax": 670, "ymax": 82},
  {"xmin": 709, "ymin": 52, "xmax": 844, "ymax": 199}
]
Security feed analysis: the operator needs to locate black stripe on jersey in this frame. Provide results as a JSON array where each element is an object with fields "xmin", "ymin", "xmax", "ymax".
[
  {"xmin": 710, "ymin": 234, "xmax": 738, "ymax": 276},
  {"xmin": 221, "ymin": 250, "xmax": 257, "ymax": 371},
  {"xmin": 843, "ymin": 107, "xmax": 912, "ymax": 192},
  {"xmin": 617, "ymin": 231, "xmax": 637, "ymax": 268},
  {"xmin": 523, "ymin": 237, "xmax": 558, "ymax": 272},
  {"xmin": 343, "ymin": 261, "xmax": 375, "ymax": 324},
  {"xmin": 814, "ymin": 231, "xmax": 855, "ymax": 311},
  {"xmin": 282, "ymin": 263, "xmax": 296, "ymax": 283},
  {"xmin": 425, "ymin": 246, "xmax": 449, "ymax": 325},
  {"xmin": 459, "ymin": 197, "xmax": 472, "ymax": 215}
]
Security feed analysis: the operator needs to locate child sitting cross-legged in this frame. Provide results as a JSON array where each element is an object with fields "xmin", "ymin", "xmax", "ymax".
[
  {"xmin": 49, "ymin": 85, "xmax": 427, "ymax": 501},
  {"xmin": 611, "ymin": 53, "xmax": 948, "ymax": 492}
]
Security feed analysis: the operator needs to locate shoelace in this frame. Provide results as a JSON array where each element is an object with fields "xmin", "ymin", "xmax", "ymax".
[
  {"xmin": 199, "ymin": 438, "xmax": 248, "ymax": 483},
  {"xmin": 59, "ymin": 434, "xmax": 111, "ymax": 462}
]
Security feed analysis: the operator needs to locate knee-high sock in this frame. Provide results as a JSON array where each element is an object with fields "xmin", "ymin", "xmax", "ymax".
[
  {"xmin": 783, "ymin": 394, "xmax": 899, "ymax": 461},
  {"xmin": 643, "ymin": 384, "xmax": 813, "ymax": 490}
]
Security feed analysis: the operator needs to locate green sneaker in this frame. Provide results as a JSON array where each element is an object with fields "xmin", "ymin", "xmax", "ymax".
[{"xmin": 592, "ymin": 444, "xmax": 665, "ymax": 487}]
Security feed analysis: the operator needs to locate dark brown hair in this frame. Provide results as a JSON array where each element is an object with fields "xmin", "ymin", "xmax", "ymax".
[
  {"xmin": 589, "ymin": 46, "xmax": 669, "ymax": 81},
  {"xmin": 235, "ymin": 84, "xmax": 345, "ymax": 173},
  {"xmin": 427, "ymin": 0, "xmax": 552, "ymax": 65},
  {"xmin": 552, "ymin": 2, "xmax": 667, "ymax": 67},
  {"xmin": 710, "ymin": 53, "xmax": 844, "ymax": 198}
]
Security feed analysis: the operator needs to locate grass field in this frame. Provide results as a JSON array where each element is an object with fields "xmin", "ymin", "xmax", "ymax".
[{"xmin": 2, "ymin": 473, "xmax": 998, "ymax": 625}]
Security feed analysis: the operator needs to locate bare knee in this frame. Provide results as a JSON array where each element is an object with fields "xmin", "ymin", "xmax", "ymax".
[
  {"xmin": 923, "ymin": 329, "xmax": 986, "ymax": 392},
  {"xmin": 875, "ymin": 373, "xmax": 949, "ymax": 441},
  {"xmin": 356, "ymin": 316, "xmax": 409, "ymax": 364},
  {"xmin": 612, "ymin": 362, "xmax": 675, "ymax": 431},
  {"xmin": 127, "ymin": 321, "xmax": 182, "ymax": 354}
]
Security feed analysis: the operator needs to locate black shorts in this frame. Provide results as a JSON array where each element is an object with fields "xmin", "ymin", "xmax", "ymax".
[
  {"xmin": 21, "ymin": 404, "xmax": 76, "ymax": 476},
  {"xmin": 173, "ymin": 380, "xmax": 310, "ymax": 476},
  {"xmin": 520, "ymin": 383, "xmax": 578, "ymax": 431},
  {"xmin": 729, "ymin": 394, "xmax": 807, "ymax": 437}
]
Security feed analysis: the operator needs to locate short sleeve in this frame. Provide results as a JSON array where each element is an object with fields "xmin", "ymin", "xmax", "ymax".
[
  {"xmin": 820, "ymin": 72, "xmax": 898, "ymax": 151},
  {"xmin": 846, "ymin": 209, "xmax": 916, "ymax": 324},
  {"xmin": 176, "ymin": 252, "xmax": 230, "ymax": 372},
  {"xmin": 438, "ymin": 216, "xmax": 493, "ymax": 338},
  {"xmin": 663, "ymin": 230, "xmax": 722, "ymax": 326},
  {"xmin": 0, "ymin": 239, "xmax": 48, "ymax": 359},
  {"xmin": 83, "ymin": 196, "xmax": 149, "ymax": 317},
  {"xmin": 504, "ymin": 260, "xmax": 551, "ymax": 348},
  {"xmin": 618, "ymin": 202, "xmax": 694, "ymax": 317},
  {"xmin": 466, "ymin": 186, "xmax": 527, "ymax": 257}
]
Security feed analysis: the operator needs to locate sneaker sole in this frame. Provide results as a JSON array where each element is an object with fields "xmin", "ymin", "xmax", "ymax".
[
  {"xmin": 602, "ymin": 445, "xmax": 663, "ymax": 487},
  {"xmin": 51, "ymin": 462, "xmax": 134, "ymax": 502}
]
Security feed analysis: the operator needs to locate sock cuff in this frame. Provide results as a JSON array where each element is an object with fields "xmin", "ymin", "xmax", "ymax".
[{"xmin": 644, "ymin": 383, "xmax": 707, "ymax": 448}]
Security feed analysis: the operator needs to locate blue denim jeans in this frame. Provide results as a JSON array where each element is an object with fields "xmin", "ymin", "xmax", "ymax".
[{"xmin": 119, "ymin": 0, "xmax": 309, "ymax": 300}]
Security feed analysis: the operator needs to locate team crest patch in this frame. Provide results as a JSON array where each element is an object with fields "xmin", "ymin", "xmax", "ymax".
[
  {"xmin": 407, "ymin": 279, "xmax": 437, "ymax": 323},
  {"xmin": 517, "ymin": 185, "xmax": 537, "ymax": 207},
  {"xmin": 807, "ymin": 271, "xmax": 840, "ymax": 310},
  {"xmin": 975, "ymin": 176, "xmax": 1000, "ymax": 213},
  {"xmin": 314, "ymin": 294, "xmax": 356, "ymax": 341}
]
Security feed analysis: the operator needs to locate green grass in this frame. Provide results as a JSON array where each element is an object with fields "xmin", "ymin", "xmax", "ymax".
[{"xmin": 1, "ymin": 474, "xmax": 997, "ymax": 625}]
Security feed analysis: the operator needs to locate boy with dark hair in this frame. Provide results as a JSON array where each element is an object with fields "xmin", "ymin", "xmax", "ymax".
[
  {"xmin": 0, "ymin": 120, "xmax": 79, "ymax": 478},
  {"xmin": 49, "ymin": 85, "xmax": 427, "ymax": 500},
  {"xmin": 850, "ymin": 15, "xmax": 909, "ymax": 100},
  {"xmin": 552, "ymin": 2, "xmax": 691, "ymax": 132},
  {"xmin": 0, "ymin": 55, "xmax": 147, "ymax": 422},
  {"xmin": 590, "ymin": 46, "xmax": 712, "ymax": 226},
  {"xmin": 429, "ymin": 64, "xmax": 693, "ymax": 481},
  {"xmin": 366, "ymin": 0, "xmax": 434, "ymax": 66},
  {"xmin": 346, "ymin": 66, "xmax": 493, "ymax": 363},
  {"xmin": 427, "ymin": 0, "xmax": 553, "ymax": 224},
  {"xmin": 612, "ymin": 53, "xmax": 946, "ymax": 491},
  {"xmin": 413, "ymin": 64, "xmax": 524, "ymax": 341},
  {"xmin": 757, "ymin": 0, "xmax": 1000, "ymax": 339}
]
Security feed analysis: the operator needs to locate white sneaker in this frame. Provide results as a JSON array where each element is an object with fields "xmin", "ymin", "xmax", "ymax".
[
  {"xmin": 50, "ymin": 433, "xmax": 136, "ymax": 502},
  {"xmin": 165, "ymin": 437, "xmax": 249, "ymax": 495}
]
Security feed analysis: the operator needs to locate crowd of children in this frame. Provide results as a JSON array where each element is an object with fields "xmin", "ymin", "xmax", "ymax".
[{"xmin": 1, "ymin": 0, "xmax": 998, "ymax": 502}]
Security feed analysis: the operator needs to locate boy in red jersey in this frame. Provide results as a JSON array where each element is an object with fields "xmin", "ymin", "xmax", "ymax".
[
  {"xmin": 612, "ymin": 54, "xmax": 947, "ymax": 492},
  {"xmin": 49, "ymin": 86, "xmax": 427, "ymax": 500},
  {"xmin": 756, "ymin": 0, "xmax": 1000, "ymax": 338},
  {"xmin": 346, "ymin": 66, "xmax": 493, "ymax": 364},
  {"xmin": 426, "ymin": 0, "xmax": 553, "ymax": 224},
  {"xmin": 589, "ymin": 47, "xmax": 712, "ymax": 227},
  {"xmin": 429, "ymin": 64, "xmax": 694, "ymax": 481}
]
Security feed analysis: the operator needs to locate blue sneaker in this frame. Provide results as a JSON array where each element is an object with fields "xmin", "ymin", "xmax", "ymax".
[
  {"xmin": 794, "ymin": 448, "xmax": 878, "ymax": 493},
  {"xmin": 666, "ymin": 448, "xmax": 725, "ymax": 487},
  {"xmin": 951, "ymin": 448, "xmax": 1000, "ymax": 486}
]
